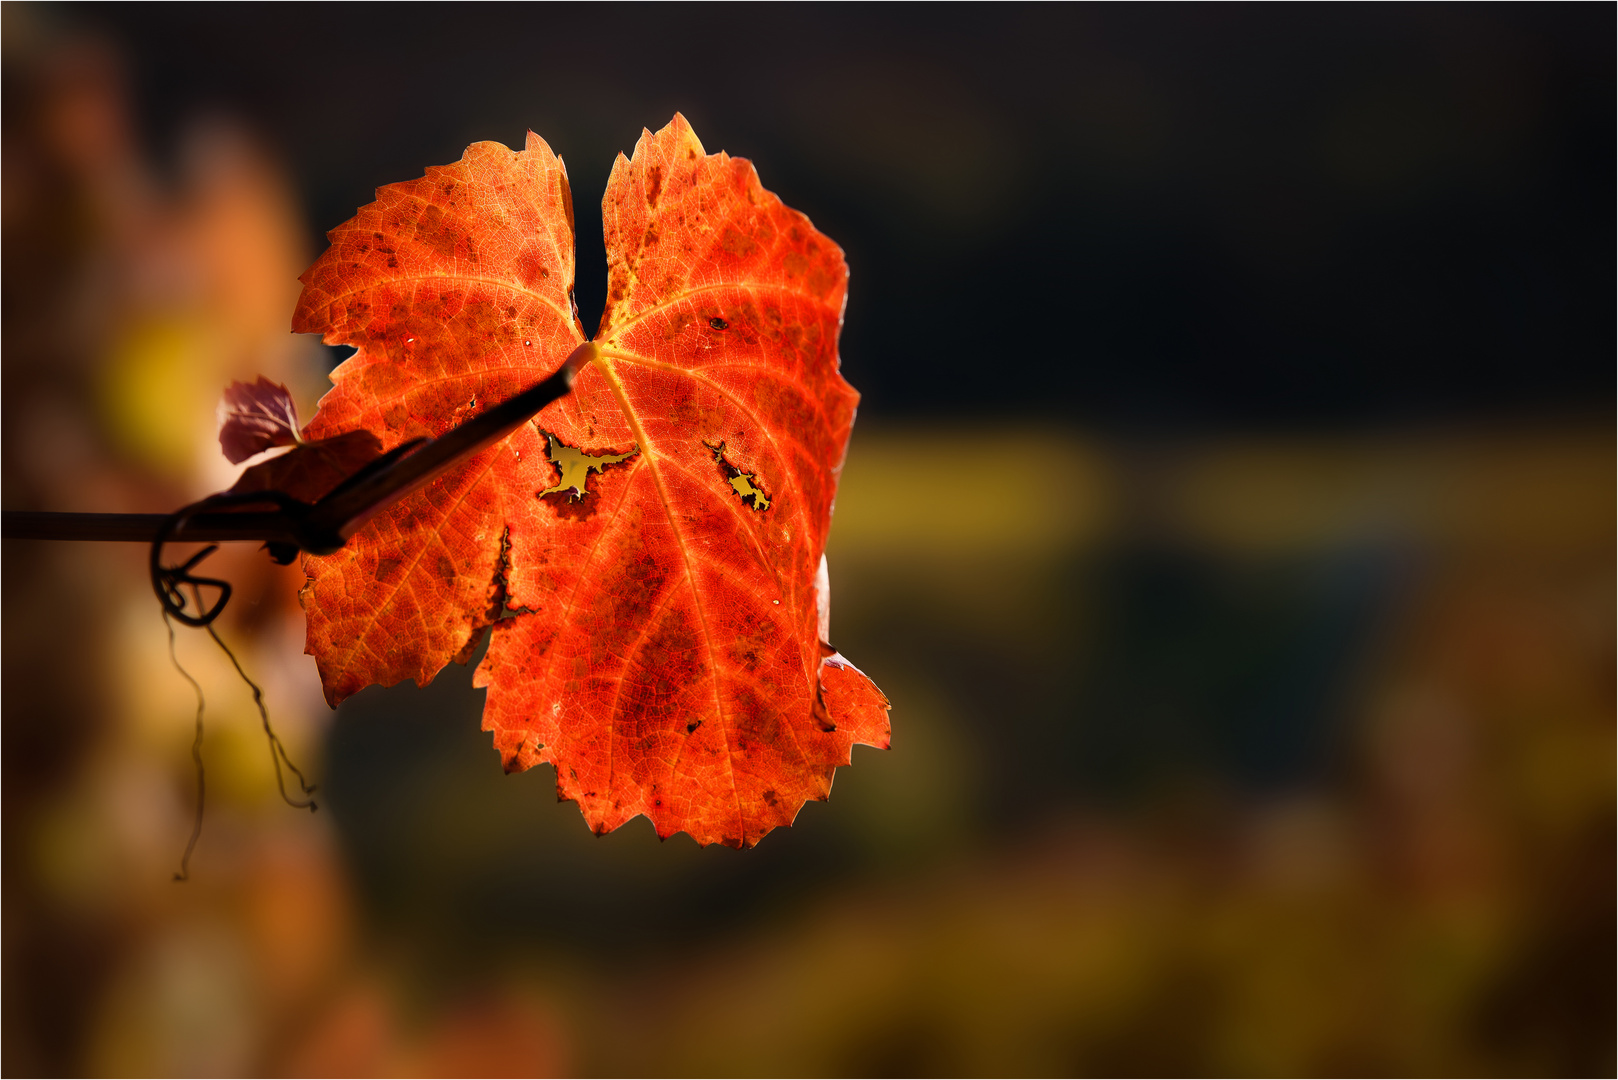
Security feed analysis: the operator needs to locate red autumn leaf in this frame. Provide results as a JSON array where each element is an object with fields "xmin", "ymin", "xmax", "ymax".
[
  {"xmin": 289, "ymin": 115, "xmax": 889, "ymax": 848},
  {"xmin": 218, "ymin": 375, "xmax": 304, "ymax": 463}
]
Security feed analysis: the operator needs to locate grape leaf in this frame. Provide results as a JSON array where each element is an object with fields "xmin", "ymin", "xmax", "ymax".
[
  {"xmin": 290, "ymin": 116, "xmax": 889, "ymax": 848},
  {"xmin": 218, "ymin": 376, "xmax": 303, "ymax": 463},
  {"xmin": 218, "ymin": 376, "xmax": 384, "ymax": 504}
]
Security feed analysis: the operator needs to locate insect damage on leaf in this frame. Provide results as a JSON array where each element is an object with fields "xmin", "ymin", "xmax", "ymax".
[
  {"xmin": 703, "ymin": 439, "xmax": 771, "ymax": 511},
  {"xmin": 286, "ymin": 114, "xmax": 890, "ymax": 849},
  {"xmin": 537, "ymin": 433, "xmax": 638, "ymax": 501}
]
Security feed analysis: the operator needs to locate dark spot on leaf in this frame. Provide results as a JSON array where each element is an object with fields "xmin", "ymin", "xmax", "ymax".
[
  {"xmin": 709, "ymin": 316, "xmax": 729, "ymax": 331},
  {"xmin": 807, "ymin": 264, "xmax": 835, "ymax": 297},
  {"xmin": 540, "ymin": 490, "xmax": 599, "ymax": 522},
  {"xmin": 414, "ymin": 203, "xmax": 460, "ymax": 259},
  {"xmin": 662, "ymin": 311, "xmax": 694, "ymax": 341},
  {"xmin": 720, "ymin": 226, "xmax": 758, "ymax": 257}
]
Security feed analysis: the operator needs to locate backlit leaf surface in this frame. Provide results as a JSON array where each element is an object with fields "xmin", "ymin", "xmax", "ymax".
[
  {"xmin": 218, "ymin": 376, "xmax": 302, "ymax": 463},
  {"xmin": 292, "ymin": 116, "xmax": 888, "ymax": 847}
]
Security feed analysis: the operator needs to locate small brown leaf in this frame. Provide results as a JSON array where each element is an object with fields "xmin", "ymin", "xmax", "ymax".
[{"xmin": 218, "ymin": 376, "xmax": 303, "ymax": 463}]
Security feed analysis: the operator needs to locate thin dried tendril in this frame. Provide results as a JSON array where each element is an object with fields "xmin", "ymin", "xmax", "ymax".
[
  {"xmin": 165, "ymin": 611, "xmax": 207, "ymax": 882},
  {"xmin": 204, "ymin": 616, "xmax": 317, "ymax": 812}
]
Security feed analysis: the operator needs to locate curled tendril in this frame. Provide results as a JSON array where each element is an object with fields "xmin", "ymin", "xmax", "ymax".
[
  {"xmin": 138, "ymin": 352, "xmax": 593, "ymax": 872},
  {"xmin": 149, "ymin": 490, "xmax": 311, "ymax": 626},
  {"xmin": 152, "ymin": 493, "xmax": 320, "ymax": 882}
]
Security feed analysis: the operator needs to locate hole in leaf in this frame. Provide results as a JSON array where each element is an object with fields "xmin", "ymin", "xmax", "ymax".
[
  {"xmin": 537, "ymin": 432, "xmax": 638, "ymax": 503},
  {"xmin": 702, "ymin": 439, "xmax": 771, "ymax": 511}
]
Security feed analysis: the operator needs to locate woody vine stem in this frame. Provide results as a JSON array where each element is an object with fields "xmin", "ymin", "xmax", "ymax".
[
  {"xmin": 1, "ymin": 343, "xmax": 596, "ymax": 876},
  {"xmin": 2, "ymin": 342, "xmax": 596, "ymax": 553}
]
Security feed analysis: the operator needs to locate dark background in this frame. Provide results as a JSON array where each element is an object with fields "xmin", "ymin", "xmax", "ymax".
[
  {"xmin": 78, "ymin": 3, "xmax": 1616, "ymax": 425},
  {"xmin": 4, "ymin": 5, "xmax": 1613, "ymax": 1076}
]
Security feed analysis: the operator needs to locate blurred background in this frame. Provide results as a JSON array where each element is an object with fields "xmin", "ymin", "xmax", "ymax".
[{"xmin": 3, "ymin": 4, "xmax": 1612, "ymax": 1075}]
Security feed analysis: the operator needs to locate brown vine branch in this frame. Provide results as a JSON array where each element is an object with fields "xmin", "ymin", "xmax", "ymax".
[{"xmin": 0, "ymin": 341, "xmax": 595, "ymax": 549}]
